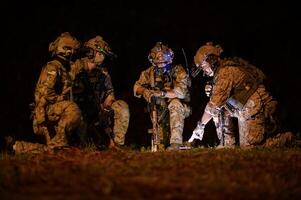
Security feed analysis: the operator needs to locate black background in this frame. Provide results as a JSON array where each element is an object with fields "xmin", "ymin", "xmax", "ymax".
[{"xmin": 1, "ymin": 0, "xmax": 300, "ymax": 147}]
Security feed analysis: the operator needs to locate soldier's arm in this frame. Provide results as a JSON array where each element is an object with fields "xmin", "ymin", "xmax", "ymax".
[
  {"xmin": 102, "ymin": 68, "xmax": 115, "ymax": 108},
  {"xmin": 194, "ymin": 68, "xmax": 234, "ymax": 129},
  {"xmin": 69, "ymin": 59, "xmax": 83, "ymax": 81},
  {"xmin": 133, "ymin": 69, "xmax": 151, "ymax": 98},
  {"xmin": 208, "ymin": 67, "xmax": 234, "ymax": 109},
  {"xmin": 171, "ymin": 65, "xmax": 190, "ymax": 99},
  {"xmin": 38, "ymin": 63, "xmax": 60, "ymax": 103}
]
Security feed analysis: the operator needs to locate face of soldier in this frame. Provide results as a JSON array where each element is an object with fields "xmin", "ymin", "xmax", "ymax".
[
  {"xmin": 152, "ymin": 51, "xmax": 172, "ymax": 68},
  {"xmin": 56, "ymin": 45, "xmax": 75, "ymax": 60},
  {"xmin": 94, "ymin": 51, "xmax": 105, "ymax": 65},
  {"xmin": 156, "ymin": 61, "xmax": 168, "ymax": 68},
  {"xmin": 201, "ymin": 60, "xmax": 214, "ymax": 77}
]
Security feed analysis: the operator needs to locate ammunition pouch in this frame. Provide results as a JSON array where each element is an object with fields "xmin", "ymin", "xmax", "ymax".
[
  {"xmin": 224, "ymin": 77, "xmax": 260, "ymax": 114},
  {"xmin": 221, "ymin": 57, "xmax": 266, "ymax": 114}
]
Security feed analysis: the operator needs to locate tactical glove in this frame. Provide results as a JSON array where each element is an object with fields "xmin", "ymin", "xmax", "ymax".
[
  {"xmin": 204, "ymin": 82, "xmax": 212, "ymax": 97},
  {"xmin": 188, "ymin": 121, "xmax": 205, "ymax": 142}
]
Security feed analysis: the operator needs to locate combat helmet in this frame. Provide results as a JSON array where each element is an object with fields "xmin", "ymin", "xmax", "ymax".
[
  {"xmin": 84, "ymin": 36, "xmax": 116, "ymax": 59},
  {"xmin": 194, "ymin": 42, "xmax": 223, "ymax": 67},
  {"xmin": 148, "ymin": 42, "xmax": 174, "ymax": 66},
  {"xmin": 48, "ymin": 32, "xmax": 80, "ymax": 58}
]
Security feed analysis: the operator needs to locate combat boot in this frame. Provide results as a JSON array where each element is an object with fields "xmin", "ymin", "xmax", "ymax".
[
  {"xmin": 4, "ymin": 136, "xmax": 15, "ymax": 154},
  {"xmin": 166, "ymin": 143, "xmax": 181, "ymax": 151}
]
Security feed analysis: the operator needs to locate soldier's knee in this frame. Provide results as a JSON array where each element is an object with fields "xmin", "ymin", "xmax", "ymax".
[
  {"xmin": 64, "ymin": 101, "xmax": 81, "ymax": 124},
  {"xmin": 112, "ymin": 100, "xmax": 130, "ymax": 116},
  {"xmin": 168, "ymin": 99, "xmax": 184, "ymax": 112},
  {"xmin": 112, "ymin": 100, "xmax": 128, "ymax": 110},
  {"xmin": 168, "ymin": 99, "xmax": 188, "ymax": 117}
]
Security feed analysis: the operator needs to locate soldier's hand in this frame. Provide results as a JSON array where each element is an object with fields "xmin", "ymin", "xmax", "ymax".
[
  {"xmin": 152, "ymin": 90, "xmax": 166, "ymax": 98},
  {"xmin": 57, "ymin": 95, "xmax": 67, "ymax": 102},
  {"xmin": 142, "ymin": 89, "xmax": 154, "ymax": 103},
  {"xmin": 204, "ymin": 82, "xmax": 212, "ymax": 97},
  {"xmin": 188, "ymin": 121, "xmax": 205, "ymax": 142}
]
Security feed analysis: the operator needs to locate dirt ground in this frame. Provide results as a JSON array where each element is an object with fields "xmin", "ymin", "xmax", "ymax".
[{"xmin": 0, "ymin": 147, "xmax": 301, "ymax": 200}]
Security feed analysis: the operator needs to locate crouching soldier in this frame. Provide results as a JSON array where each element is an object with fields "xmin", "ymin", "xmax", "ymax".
[
  {"xmin": 13, "ymin": 32, "xmax": 82, "ymax": 153},
  {"xmin": 71, "ymin": 35, "xmax": 130, "ymax": 149}
]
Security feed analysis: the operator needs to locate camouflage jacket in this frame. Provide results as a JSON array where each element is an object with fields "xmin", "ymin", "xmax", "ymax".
[
  {"xmin": 205, "ymin": 57, "xmax": 266, "ymax": 115},
  {"xmin": 34, "ymin": 57, "xmax": 72, "ymax": 108},
  {"xmin": 134, "ymin": 64, "xmax": 190, "ymax": 102}
]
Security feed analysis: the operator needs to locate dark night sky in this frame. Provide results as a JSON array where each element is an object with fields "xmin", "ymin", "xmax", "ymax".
[{"xmin": 1, "ymin": 0, "xmax": 300, "ymax": 146}]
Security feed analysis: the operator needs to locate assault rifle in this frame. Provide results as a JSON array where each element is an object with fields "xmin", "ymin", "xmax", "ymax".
[
  {"xmin": 147, "ymin": 67, "xmax": 169, "ymax": 152},
  {"xmin": 149, "ymin": 96, "xmax": 160, "ymax": 152}
]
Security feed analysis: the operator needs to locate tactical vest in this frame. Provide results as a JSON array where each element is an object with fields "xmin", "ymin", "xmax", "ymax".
[
  {"xmin": 150, "ymin": 64, "xmax": 190, "ymax": 103},
  {"xmin": 218, "ymin": 57, "xmax": 266, "ymax": 111},
  {"xmin": 72, "ymin": 60, "xmax": 107, "ymax": 108}
]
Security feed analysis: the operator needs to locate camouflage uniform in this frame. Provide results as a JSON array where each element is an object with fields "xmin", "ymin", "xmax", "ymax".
[
  {"xmin": 205, "ymin": 58, "xmax": 292, "ymax": 148},
  {"xmin": 190, "ymin": 42, "xmax": 294, "ymax": 148},
  {"xmin": 70, "ymin": 36, "xmax": 129, "ymax": 147},
  {"xmin": 13, "ymin": 32, "xmax": 81, "ymax": 154},
  {"xmin": 134, "ymin": 64, "xmax": 191, "ymax": 148}
]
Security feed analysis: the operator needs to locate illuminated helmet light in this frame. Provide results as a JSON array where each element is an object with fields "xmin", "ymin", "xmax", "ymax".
[
  {"xmin": 148, "ymin": 42, "xmax": 174, "ymax": 65},
  {"xmin": 84, "ymin": 36, "xmax": 116, "ymax": 58}
]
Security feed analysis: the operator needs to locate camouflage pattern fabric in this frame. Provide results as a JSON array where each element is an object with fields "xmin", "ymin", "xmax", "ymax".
[
  {"xmin": 205, "ymin": 81, "xmax": 236, "ymax": 147},
  {"xmin": 111, "ymin": 100, "xmax": 130, "ymax": 145},
  {"xmin": 205, "ymin": 58, "xmax": 294, "ymax": 148},
  {"xmin": 212, "ymin": 108, "xmax": 236, "ymax": 147},
  {"xmin": 168, "ymin": 99, "xmax": 188, "ymax": 144},
  {"xmin": 15, "ymin": 58, "xmax": 81, "ymax": 154},
  {"xmin": 134, "ymin": 65, "xmax": 190, "ymax": 101},
  {"xmin": 13, "ymin": 141, "xmax": 49, "ymax": 154},
  {"xmin": 134, "ymin": 64, "xmax": 191, "ymax": 146}
]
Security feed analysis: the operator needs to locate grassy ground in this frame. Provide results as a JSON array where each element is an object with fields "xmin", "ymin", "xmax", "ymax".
[{"xmin": 0, "ymin": 147, "xmax": 301, "ymax": 200}]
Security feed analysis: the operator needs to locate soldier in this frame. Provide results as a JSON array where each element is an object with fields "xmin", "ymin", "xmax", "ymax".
[
  {"xmin": 13, "ymin": 32, "xmax": 82, "ymax": 153},
  {"xmin": 134, "ymin": 42, "xmax": 191, "ymax": 151},
  {"xmin": 188, "ymin": 42, "xmax": 295, "ymax": 148},
  {"xmin": 71, "ymin": 35, "xmax": 130, "ymax": 149}
]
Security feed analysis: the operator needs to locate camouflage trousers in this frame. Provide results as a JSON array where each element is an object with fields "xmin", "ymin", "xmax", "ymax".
[
  {"xmin": 14, "ymin": 100, "xmax": 81, "ymax": 154},
  {"xmin": 111, "ymin": 100, "xmax": 130, "ymax": 145},
  {"xmin": 213, "ymin": 109, "xmax": 236, "ymax": 147},
  {"xmin": 158, "ymin": 99, "xmax": 190, "ymax": 146},
  {"xmin": 233, "ymin": 87, "xmax": 294, "ymax": 148}
]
